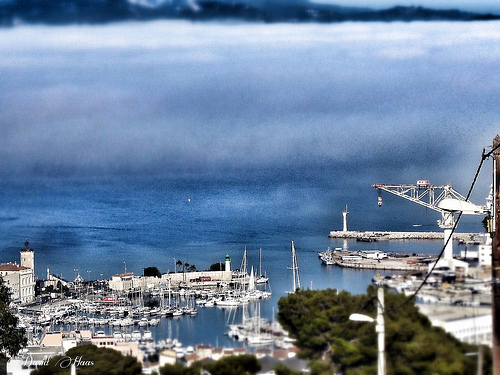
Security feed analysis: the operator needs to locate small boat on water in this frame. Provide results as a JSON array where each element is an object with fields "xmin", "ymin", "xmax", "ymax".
[
  {"xmin": 256, "ymin": 248, "xmax": 269, "ymax": 284},
  {"xmin": 319, "ymin": 249, "xmax": 336, "ymax": 265},
  {"xmin": 247, "ymin": 334, "xmax": 274, "ymax": 346}
]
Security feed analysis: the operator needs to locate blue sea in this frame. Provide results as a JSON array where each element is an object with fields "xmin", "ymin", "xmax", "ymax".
[{"xmin": 0, "ymin": 175, "xmax": 485, "ymax": 348}]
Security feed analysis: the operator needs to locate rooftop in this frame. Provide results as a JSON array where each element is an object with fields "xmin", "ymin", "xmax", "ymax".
[{"xmin": 0, "ymin": 263, "xmax": 30, "ymax": 271}]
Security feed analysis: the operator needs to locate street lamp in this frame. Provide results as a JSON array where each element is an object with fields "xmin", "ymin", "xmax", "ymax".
[{"xmin": 349, "ymin": 287, "xmax": 385, "ymax": 375}]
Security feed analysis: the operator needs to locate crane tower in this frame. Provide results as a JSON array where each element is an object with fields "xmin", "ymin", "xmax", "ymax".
[{"xmin": 373, "ymin": 180, "xmax": 486, "ymax": 270}]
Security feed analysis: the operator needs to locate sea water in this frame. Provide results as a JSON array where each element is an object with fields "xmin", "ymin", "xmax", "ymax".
[{"xmin": 0, "ymin": 175, "xmax": 484, "ymax": 348}]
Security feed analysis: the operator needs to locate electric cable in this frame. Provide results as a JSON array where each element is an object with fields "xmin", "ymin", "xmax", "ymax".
[{"xmin": 386, "ymin": 141, "xmax": 500, "ymax": 312}]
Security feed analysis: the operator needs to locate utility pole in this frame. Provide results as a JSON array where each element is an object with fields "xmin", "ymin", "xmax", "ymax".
[
  {"xmin": 376, "ymin": 287, "xmax": 386, "ymax": 375},
  {"xmin": 493, "ymin": 134, "xmax": 500, "ymax": 375}
]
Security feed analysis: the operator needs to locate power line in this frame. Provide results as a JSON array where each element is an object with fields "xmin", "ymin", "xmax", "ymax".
[{"xmin": 387, "ymin": 142, "xmax": 497, "ymax": 312}]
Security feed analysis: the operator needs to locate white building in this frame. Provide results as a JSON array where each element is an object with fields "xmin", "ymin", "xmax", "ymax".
[
  {"xmin": 0, "ymin": 240, "xmax": 36, "ymax": 304},
  {"xmin": 478, "ymin": 235, "xmax": 492, "ymax": 267},
  {"xmin": 418, "ymin": 304, "xmax": 492, "ymax": 347},
  {"xmin": 109, "ymin": 272, "xmax": 134, "ymax": 291},
  {"xmin": 109, "ymin": 255, "xmax": 233, "ymax": 292}
]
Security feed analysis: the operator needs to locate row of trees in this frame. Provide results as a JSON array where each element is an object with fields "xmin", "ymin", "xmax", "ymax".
[
  {"xmin": 28, "ymin": 346, "xmax": 269, "ymax": 375},
  {"xmin": 175, "ymin": 260, "xmax": 197, "ymax": 273},
  {"xmin": 142, "ymin": 263, "xmax": 198, "ymax": 279},
  {"xmin": 142, "ymin": 260, "xmax": 229, "ymax": 278}
]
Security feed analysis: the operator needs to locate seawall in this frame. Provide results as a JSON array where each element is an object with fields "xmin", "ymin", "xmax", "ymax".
[{"xmin": 328, "ymin": 230, "xmax": 477, "ymax": 241}]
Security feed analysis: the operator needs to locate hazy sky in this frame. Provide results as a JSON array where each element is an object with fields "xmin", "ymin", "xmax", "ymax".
[{"xmin": 0, "ymin": 20, "xmax": 499, "ymax": 201}]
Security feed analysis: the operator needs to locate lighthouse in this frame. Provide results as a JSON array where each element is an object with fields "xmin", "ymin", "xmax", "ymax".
[{"xmin": 342, "ymin": 205, "xmax": 349, "ymax": 232}]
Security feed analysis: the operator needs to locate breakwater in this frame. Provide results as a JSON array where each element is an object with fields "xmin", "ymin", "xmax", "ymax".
[{"xmin": 328, "ymin": 230, "xmax": 477, "ymax": 241}]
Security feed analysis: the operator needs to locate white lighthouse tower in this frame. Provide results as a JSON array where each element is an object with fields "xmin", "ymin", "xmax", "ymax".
[{"xmin": 342, "ymin": 205, "xmax": 349, "ymax": 232}]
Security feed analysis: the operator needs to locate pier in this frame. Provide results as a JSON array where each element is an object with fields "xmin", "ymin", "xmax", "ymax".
[
  {"xmin": 331, "ymin": 256, "xmax": 429, "ymax": 271},
  {"xmin": 328, "ymin": 230, "xmax": 477, "ymax": 241},
  {"xmin": 319, "ymin": 249, "xmax": 434, "ymax": 271}
]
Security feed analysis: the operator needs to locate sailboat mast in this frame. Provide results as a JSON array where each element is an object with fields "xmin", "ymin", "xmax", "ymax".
[
  {"xmin": 292, "ymin": 241, "xmax": 296, "ymax": 291},
  {"xmin": 259, "ymin": 248, "xmax": 262, "ymax": 277},
  {"xmin": 291, "ymin": 241, "xmax": 301, "ymax": 291}
]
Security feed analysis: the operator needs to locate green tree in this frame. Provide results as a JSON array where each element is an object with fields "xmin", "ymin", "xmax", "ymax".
[
  {"xmin": 204, "ymin": 354, "xmax": 261, "ymax": 375},
  {"xmin": 159, "ymin": 361, "xmax": 202, "ymax": 375},
  {"xmin": 143, "ymin": 267, "xmax": 162, "ymax": 278},
  {"xmin": 176, "ymin": 260, "xmax": 183, "ymax": 272},
  {"xmin": 273, "ymin": 362, "xmax": 302, "ymax": 375},
  {"xmin": 210, "ymin": 262, "xmax": 224, "ymax": 271},
  {"xmin": 158, "ymin": 355, "xmax": 260, "ymax": 375},
  {"xmin": 0, "ymin": 276, "xmax": 27, "ymax": 373},
  {"xmin": 277, "ymin": 286, "xmax": 491, "ymax": 375},
  {"xmin": 30, "ymin": 344, "xmax": 142, "ymax": 375}
]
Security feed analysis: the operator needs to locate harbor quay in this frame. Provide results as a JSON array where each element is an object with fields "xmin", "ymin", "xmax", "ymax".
[
  {"xmin": 328, "ymin": 230, "xmax": 477, "ymax": 241},
  {"xmin": 318, "ymin": 248, "xmax": 434, "ymax": 272},
  {"xmin": 328, "ymin": 256, "xmax": 430, "ymax": 272}
]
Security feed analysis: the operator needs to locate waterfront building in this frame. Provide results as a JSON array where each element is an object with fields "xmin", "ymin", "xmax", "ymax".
[
  {"xmin": 6, "ymin": 330, "xmax": 91, "ymax": 374},
  {"xmin": 478, "ymin": 234, "xmax": 492, "ymax": 267},
  {"xmin": 108, "ymin": 256, "xmax": 234, "ymax": 292},
  {"xmin": 159, "ymin": 349, "xmax": 177, "ymax": 366},
  {"xmin": 0, "ymin": 241, "xmax": 35, "ymax": 304},
  {"xmin": 91, "ymin": 337, "xmax": 144, "ymax": 364},
  {"xmin": 418, "ymin": 305, "xmax": 492, "ymax": 347},
  {"xmin": 44, "ymin": 269, "xmax": 72, "ymax": 291},
  {"xmin": 109, "ymin": 272, "xmax": 134, "ymax": 291},
  {"xmin": 8, "ymin": 330, "xmax": 145, "ymax": 374},
  {"xmin": 0, "ymin": 263, "xmax": 34, "ymax": 304}
]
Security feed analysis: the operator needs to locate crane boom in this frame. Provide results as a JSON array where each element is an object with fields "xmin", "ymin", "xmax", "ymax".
[
  {"xmin": 373, "ymin": 180, "xmax": 485, "ymax": 265},
  {"xmin": 372, "ymin": 182, "xmax": 470, "ymax": 213}
]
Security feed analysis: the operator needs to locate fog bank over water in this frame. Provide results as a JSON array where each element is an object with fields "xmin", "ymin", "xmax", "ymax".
[{"xmin": 0, "ymin": 21, "xmax": 498, "ymax": 200}]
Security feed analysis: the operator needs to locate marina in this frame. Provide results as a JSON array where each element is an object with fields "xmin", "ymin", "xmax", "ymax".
[{"xmin": 5, "ymin": 228, "xmax": 495, "ymax": 373}]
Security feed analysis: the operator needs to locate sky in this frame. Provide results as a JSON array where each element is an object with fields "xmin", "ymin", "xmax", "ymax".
[{"xmin": 0, "ymin": 20, "xmax": 499, "ymax": 203}]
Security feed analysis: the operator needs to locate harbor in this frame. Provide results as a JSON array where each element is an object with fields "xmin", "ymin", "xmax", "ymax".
[{"xmin": 4, "ymin": 229, "xmax": 494, "ymax": 373}]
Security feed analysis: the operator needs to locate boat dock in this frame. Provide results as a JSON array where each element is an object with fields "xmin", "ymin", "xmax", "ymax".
[
  {"xmin": 332, "ymin": 257, "xmax": 429, "ymax": 271},
  {"xmin": 328, "ymin": 230, "xmax": 477, "ymax": 242},
  {"xmin": 319, "ymin": 249, "xmax": 432, "ymax": 271}
]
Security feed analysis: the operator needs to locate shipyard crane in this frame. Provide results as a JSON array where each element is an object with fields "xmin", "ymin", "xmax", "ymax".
[{"xmin": 373, "ymin": 180, "xmax": 488, "ymax": 268}]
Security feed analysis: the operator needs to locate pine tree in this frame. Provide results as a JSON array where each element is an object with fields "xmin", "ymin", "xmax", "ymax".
[{"xmin": 0, "ymin": 276, "xmax": 28, "ymax": 374}]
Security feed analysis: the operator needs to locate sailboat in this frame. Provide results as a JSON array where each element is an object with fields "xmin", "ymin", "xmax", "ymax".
[
  {"xmin": 245, "ymin": 304, "xmax": 275, "ymax": 346},
  {"xmin": 255, "ymin": 248, "xmax": 269, "ymax": 284},
  {"xmin": 287, "ymin": 240, "xmax": 301, "ymax": 294}
]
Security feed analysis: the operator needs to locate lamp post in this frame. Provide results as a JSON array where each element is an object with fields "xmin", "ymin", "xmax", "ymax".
[{"xmin": 349, "ymin": 287, "xmax": 385, "ymax": 375}]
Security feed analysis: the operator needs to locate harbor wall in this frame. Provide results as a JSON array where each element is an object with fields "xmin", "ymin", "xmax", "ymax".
[{"xmin": 328, "ymin": 230, "xmax": 478, "ymax": 241}]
